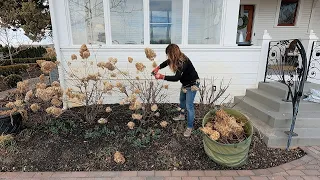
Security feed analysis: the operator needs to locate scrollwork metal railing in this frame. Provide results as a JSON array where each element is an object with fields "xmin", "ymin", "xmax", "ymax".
[
  {"xmin": 307, "ymin": 41, "xmax": 320, "ymax": 81},
  {"xmin": 263, "ymin": 39, "xmax": 308, "ymax": 150}
]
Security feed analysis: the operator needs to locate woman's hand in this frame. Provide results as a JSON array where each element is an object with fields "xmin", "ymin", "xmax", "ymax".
[
  {"xmin": 155, "ymin": 73, "xmax": 165, "ymax": 80},
  {"xmin": 152, "ymin": 66, "xmax": 160, "ymax": 74}
]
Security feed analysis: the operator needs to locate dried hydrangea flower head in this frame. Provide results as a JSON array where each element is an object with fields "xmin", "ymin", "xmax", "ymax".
[
  {"xmin": 39, "ymin": 74, "xmax": 46, "ymax": 83},
  {"xmin": 210, "ymin": 131, "xmax": 220, "ymax": 141},
  {"xmin": 163, "ymin": 84, "xmax": 169, "ymax": 89},
  {"xmin": 40, "ymin": 61, "xmax": 57, "ymax": 74},
  {"xmin": 145, "ymin": 48, "xmax": 156, "ymax": 61},
  {"xmin": 103, "ymin": 82, "xmax": 114, "ymax": 91},
  {"xmin": 17, "ymin": 80, "xmax": 29, "ymax": 93},
  {"xmin": 128, "ymin": 57, "xmax": 133, "ymax": 63},
  {"xmin": 114, "ymin": 151, "xmax": 125, "ymax": 164},
  {"xmin": 135, "ymin": 62, "xmax": 146, "ymax": 72},
  {"xmin": 5, "ymin": 102, "xmax": 15, "ymax": 109},
  {"xmin": 24, "ymin": 90, "xmax": 33, "ymax": 102},
  {"xmin": 127, "ymin": 121, "xmax": 135, "ymax": 129},
  {"xmin": 105, "ymin": 62, "xmax": 115, "ymax": 71},
  {"xmin": 152, "ymin": 61, "xmax": 157, "ymax": 68},
  {"xmin": 71, "ymin": 54, "xmax": 77, "ymax": 60},
  {"xmin": 45, "ymin": 48, "xmax": 57, "ymax": 58},
  {"xmin": 160, "ymin": 121, "xmax": 168, "ymax": 128},
  {"xmin": 51, "ymin": 81, "xmax": 60, "ymax": 87},
  {"xmin": 151, "ymin": 104, "xmax": 158, "ymax": 112},
  {"xmin": 46, "ymin": 106, "xmax": 63, "ymax": 117},
  {"xmin": 108, "ymin": 57, "xmax": 118, "ymax": 65},
  {"xmin": 79, "ymin": 44, "xmax": 90, "ymax": 59},
  {"xmin": 51, "ymin": 98, "xmax": 62, "ymax": 107},
  {"xmin": 132, "ymin": 113, "xmax": 142, "ymax": 120},
  {"xmin": 30, "ymin": 103, "xmax": 40, "ymax": 112},
  {"xmin": 154, "ymin": 112, "xmax": 160, "ymax": 117},
  {"xmin": 105, "ymin": 107, "xmax": 112, "ymax": 113},
  {"xmin": 36, "ymin": 60, "xmax": 46, "ymax": 67},
  {"xmin": 98, "ymin": 118, "xmax": 108, "ymax": 124}
]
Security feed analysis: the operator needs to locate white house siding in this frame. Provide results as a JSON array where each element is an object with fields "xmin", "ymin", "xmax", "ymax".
[
  {"xmin": 250, "ymin": 0, "xmax": 314, "ymax": 45},
  {"xmin": 59, "ymin": 46, "xmax": 261, "ymax": 105},
  {"xmin": 309, "ymin": 2, "xmax": 320, "ymax": 36}
]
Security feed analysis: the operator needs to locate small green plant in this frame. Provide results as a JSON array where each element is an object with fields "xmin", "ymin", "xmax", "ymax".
[
  {"xmin": 48, "ymin": 120, "xmax": 76, "ymax": 134},
  {"xmin": 84, "ymin": 126, "xmax": 115, "ymax": 139},
  {"xmin": 3, "ymin": 74, "xmax": 23, "ymax": 88},
  {"xmin": 126, "ymin": 127, "xmax": 161, "ymax": 148}
]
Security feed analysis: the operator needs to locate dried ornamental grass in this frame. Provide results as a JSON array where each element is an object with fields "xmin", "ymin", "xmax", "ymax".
[{"xmin": 114, "ymin": 151, "xmax": 125, "ymax": 164}]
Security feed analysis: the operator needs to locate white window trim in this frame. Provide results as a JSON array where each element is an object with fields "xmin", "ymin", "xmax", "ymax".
[
  {"xmin": 66, "ymin": 0, "xmax": 225, "ymax": 46},
  {"xmin": 274, "ymin": 0, "xmax": 302, "ymax": 28}
]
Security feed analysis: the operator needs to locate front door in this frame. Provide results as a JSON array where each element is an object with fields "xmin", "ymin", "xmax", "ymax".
[{"xmin": 237, "ymin": 5, "xmax": 255, "ymax": 44}]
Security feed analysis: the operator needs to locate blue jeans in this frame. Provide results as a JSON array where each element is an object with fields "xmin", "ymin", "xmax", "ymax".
[{"xmin": 179, "ymin": 84, "xmax": 199, "ymax": 128}]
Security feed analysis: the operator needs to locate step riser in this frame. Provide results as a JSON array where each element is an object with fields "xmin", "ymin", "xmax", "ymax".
[
  {"xmin": 234, "ymin": 97, "xmax": 273, "ymax": 125},
  {"xmin": 246, "ymin": 90, "xmax": 320, "ymax": 112},
  {"xmin": 253, "ymin": 128, "xmax": 320, "ymax": 148},
  {"xmin": 258, "ymin": 82, "xmax": 288, "ymax": 99},
  {"xmin": 246, "ymin": 90, "xmax": 281, "ymax": 111},
  {"xmin": 235, "ymin": 97, "xmax": 320, "ymax": 129}
]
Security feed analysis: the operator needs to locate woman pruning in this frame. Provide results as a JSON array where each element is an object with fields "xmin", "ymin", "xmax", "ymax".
[{"xmin": 153, "ymin": 44, "xmax": 200, "ymax": 137}]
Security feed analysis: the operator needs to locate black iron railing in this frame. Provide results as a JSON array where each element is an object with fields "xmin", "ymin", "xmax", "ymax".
[
  {"xmin": 263, "ymin": 39, "xmax": 308, "ymax": 150},
  {"xmin": 307, "ymin": 41, "xmax": 320, "ymax": 81}
]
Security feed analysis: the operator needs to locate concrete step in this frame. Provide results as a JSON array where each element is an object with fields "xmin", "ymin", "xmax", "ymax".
[
  {"xmin": 258, "ymin": 82, "xmax": 288, "ymax": 99},
  {"xmin": 234, "ymin": 106, "xmax": 320, "ymax": 148},
  {"xmin": 234, "ymin": 96, "xmax": 320, "ymax": 128},
  {"xmin": 246, "ymin": 89, "xmax": 320, "ymax": 112}
]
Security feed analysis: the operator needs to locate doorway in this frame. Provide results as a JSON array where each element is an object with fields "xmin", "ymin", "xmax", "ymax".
[{"xmin": 237, "ymin": 5, "xmax": 255, "ymax": 45}]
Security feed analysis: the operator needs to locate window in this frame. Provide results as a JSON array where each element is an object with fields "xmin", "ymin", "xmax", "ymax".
[
  {"xmin": 69, "ymin": 0, "xmax": 106, "ymax": 44},
  {"xmin": 150, "ymin": 0, "xmax": 182, "ymax": 44},
  {"xmin": 189, "ymin": 0, "xmax": 223, "ymax": 44},
  {"xmin": 109, "ymin": 0, "xmax": 144, "ymax": 44},
  {"xmin": 277, "ymin": 0, "xmax": 299, "ymax": 26}
]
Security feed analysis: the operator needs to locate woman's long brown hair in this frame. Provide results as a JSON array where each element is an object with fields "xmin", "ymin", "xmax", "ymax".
[{"xmin": 165, "ymin": 44, "xmax": 187, "ymax": 72}]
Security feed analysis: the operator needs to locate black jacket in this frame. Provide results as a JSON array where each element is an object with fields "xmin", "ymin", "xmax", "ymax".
[{"xmin": 159, "ymin": 58, "xmax": 199, "ymax": 87}]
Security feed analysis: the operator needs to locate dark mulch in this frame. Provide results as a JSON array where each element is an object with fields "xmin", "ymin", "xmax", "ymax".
[
  {"xmin": 0, "ymin": 64, "xmax": 43, "ymax": 92},
  {"xmin": 0, "ymin": 104, "xmax": 305, "ymax": 172}
]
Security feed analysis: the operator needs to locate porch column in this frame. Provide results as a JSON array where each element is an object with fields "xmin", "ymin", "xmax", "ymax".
[
  {"xmin": 257, "ymin": 30, "xmax": 272, "ymax": 84},
  {"xmin": 222, "ymin": 0, "xmax": 240, "ymax": 46}
]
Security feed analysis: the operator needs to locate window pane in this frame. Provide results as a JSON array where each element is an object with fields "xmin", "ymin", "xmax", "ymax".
[
  {"xmin": 150, "ymin": 0, "xmax": 182, "ymax": 44},
  {"xmin": 69, "ymin": 0, "xmax": 106, "ymax": 45},
  {"xmin": 189, "ymin": 0, "xmax": 223, "ymax": 44},
  {"xmin": 278, "ymin": 1, "xmax": 298, "ymax": 25},
  {"xmin": 110, "ymin": 0, "xmax": 144, "ymax": 44}
]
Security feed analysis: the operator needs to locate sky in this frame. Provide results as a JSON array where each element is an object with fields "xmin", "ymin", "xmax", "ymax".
[{"xmin": 0, "ymin": 28, "xmax": 53, "ymax": 47}]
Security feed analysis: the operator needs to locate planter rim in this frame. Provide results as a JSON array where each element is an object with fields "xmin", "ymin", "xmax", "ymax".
[{"xmin": 202, "ymin": 108, "xmax": 253, "ymax": 146}]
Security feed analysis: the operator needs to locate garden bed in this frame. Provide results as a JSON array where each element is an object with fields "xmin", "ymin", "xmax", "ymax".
[{"xmin": 0, "ymin": 104, "xmax": 305, "ymax": 172}]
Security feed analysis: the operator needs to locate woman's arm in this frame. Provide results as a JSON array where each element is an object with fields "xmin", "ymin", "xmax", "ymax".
[
  {"xmin": 164, "ymin": 62, "xmax": 187, "ymax": 82},
  {"xmin": 159, "ymin": 60, "xmax": 169, "ymax": 69}
]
